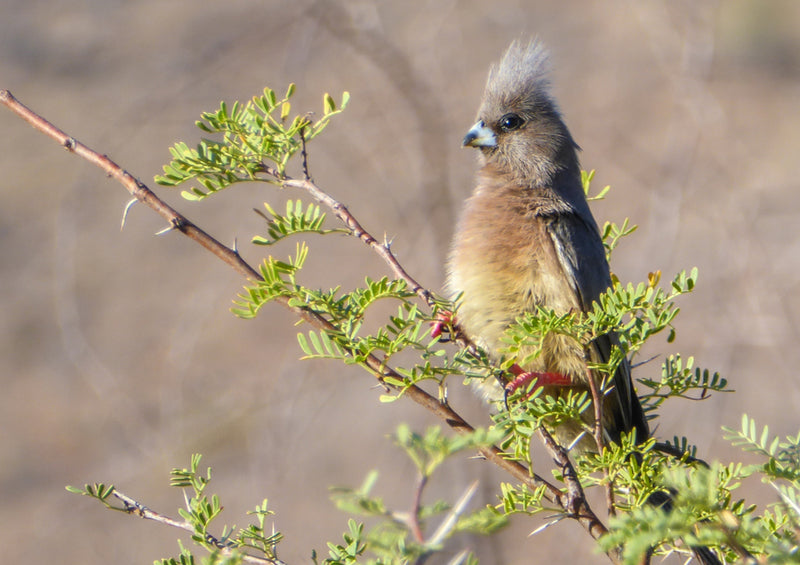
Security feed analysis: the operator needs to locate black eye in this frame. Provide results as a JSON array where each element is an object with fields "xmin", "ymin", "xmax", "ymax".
[{"xmin": 499, "ymin": 113, "xmax": 524, "ymax": 132}]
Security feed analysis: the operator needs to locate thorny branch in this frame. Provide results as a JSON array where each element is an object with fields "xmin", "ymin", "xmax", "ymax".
[
  {"xmin": 271, "ymin": 168, "xmax": 439, "ymax": 311},
  {"xmin": 110, "ymin": 489, "xmax": 286, "ymax": 565},
  {"xmin": 264, "ymin": 149, "xmax": 601, "ymax": 548},
  {"xmin": 0, "ymin": 89, "xmax": 617, "ymax": 563},
  {"xmin": 587, "ymin": 367, "xmax": 616, "ymax": 516}
]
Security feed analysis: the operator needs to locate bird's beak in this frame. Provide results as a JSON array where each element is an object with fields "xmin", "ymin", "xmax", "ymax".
[{"xmin": 463, "ymin": 121, "xmax": 496, "ymax": 148}]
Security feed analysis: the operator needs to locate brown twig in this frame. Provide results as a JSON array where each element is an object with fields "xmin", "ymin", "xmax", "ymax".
[
  {"xmin": 0, "ymin": 89, "xmax": 617, "ymax": 563},
  {"xmin": 586, "ymin": 370, "xmax": 607, "ymax": 459},
  {"xmin": 110, "ymin": 489, "xmax": 286, "ymax": 565},
  {"xmin": 298, "ymin": 126, "xmax": 312, "ymax": 181},
  {"xmin": 538, "ymin": 425, "xmax": 623, "ymax": 561},
  {"xmin": 0, "ymin": 91, "xmax": 259, "ymax": 283},
  {"xmin": 586, "ymin": 368, "xmax": 616, "ymax": 516},
  {"xmin": 261, "ymin": 165, "xmax": 438, "ymax": 310},
  {"xmin": 409, "ymin": 472, "xmax": 427, "ymax": 544},
  {"xmin": 538, "ymin": 428, "xmax": 586, "ymax": 512}
]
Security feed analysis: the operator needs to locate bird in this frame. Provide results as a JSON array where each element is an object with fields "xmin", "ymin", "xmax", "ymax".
[
  {"xmin": 446, "ymin": 40, "xmax": 722, "ymax": 565},
  {"xmin": 446, "ymin": 39, "xmax": 648, "ymax": 450}
]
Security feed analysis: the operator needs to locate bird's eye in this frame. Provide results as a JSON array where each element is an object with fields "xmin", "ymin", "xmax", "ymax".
[{"xmin": 499, "ymin": 113, "xmax": 524, "ymax": 132}]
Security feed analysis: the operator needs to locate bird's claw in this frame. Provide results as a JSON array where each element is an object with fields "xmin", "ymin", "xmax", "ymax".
[{"xmin": 430, "ymin": 310, "xmax": 455, "ymax": 341}]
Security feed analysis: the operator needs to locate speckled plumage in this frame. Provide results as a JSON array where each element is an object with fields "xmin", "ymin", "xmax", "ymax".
[{"xmin": 448, "ymin": 40, "xmax": 648, "ymax": 448}]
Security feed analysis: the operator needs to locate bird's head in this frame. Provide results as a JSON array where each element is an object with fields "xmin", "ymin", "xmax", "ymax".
[{"xmin": 464, "ymin": 40, "xmax": 579, "ymax": 186}]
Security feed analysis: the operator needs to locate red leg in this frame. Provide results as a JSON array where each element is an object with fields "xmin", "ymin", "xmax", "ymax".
[
  {"xmin": 430, "ymin": 310, "xmax": 454, "ymax": 339},
  {"xmin": 504, "ymin": 364, "xmax": 572, "ymax": 407}
]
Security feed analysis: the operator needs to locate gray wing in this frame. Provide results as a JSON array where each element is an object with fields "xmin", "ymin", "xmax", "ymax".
[{"xmin": 545, "ymin": 211, "xmax": 649, "ymax": 443}]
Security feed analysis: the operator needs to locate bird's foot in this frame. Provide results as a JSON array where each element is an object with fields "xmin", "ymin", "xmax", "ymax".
[
  {"xmin": 430, "ymin": 310, "xmax": 455, "ymax": 340},
  {"xmin": 503, "ymin": 364, "xmax": 572, "ymax": 409}
]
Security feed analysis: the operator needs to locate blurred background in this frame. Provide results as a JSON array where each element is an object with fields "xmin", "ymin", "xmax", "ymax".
[{"xmin": 2, "ymin": 1, "xmax": 799, "ymax": 563}]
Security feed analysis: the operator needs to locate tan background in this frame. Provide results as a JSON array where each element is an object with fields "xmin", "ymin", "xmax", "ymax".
[{"xmin": 2, "ymin": 1, "xmax": 800, "ymax": 563}]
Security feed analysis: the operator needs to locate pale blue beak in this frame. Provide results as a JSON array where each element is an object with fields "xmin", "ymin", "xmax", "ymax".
[{"xmin": 463, "ymin": 120, "xmax": 497, "ymax": 147}]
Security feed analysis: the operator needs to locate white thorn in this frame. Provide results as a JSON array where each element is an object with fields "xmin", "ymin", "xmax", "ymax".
[{"xmin": 120, "ymin": 198, "xmax": 138, "ymax": 231}]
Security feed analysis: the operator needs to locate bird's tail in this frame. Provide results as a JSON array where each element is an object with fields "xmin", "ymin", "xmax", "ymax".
[{"xmin": 646, "ymin": 490, "xmax": 722, "ymax": 565}]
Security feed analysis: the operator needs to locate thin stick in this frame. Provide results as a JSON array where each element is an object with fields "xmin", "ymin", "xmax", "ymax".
[
  {"xmin": 408, "ymin": 473, "xmax": 428, "ymax": 544},
  {"xmin": 586, "ymin": 368, "xmax": 616, "ymax": 516},
  {"xmin": 111, "ymin": 489, "xmax": 286, "ymax": 565},
  {"xmin": 278, "ymin": 174, "xmax": 438, "ymax": 308}
]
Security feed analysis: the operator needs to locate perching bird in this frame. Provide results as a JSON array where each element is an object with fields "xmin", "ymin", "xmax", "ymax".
[
  {"xmin": 447, "ymin": 40, "xmax": 722, "ymax": 565},
  {"xmin": 446, "ymin": 40, "xmax": 648, "ymax": 450}
]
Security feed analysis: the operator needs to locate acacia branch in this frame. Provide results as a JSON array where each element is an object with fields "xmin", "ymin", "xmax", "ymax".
[
  {"xmin": 0, "ymin": 89, "xmax": 615, "ymax": 562},
  {"xmin": 408, "ymin": 472, "xmax": 427, "ymax": 544},
  {"xmin": 587, "ymin": 367, "xmax": 616, "ymax": 516},
  {"xmin": 537, "ymin": 426, "xmax": 621, "ymax": 562},
  {"xmin": 110, "ymin": 489, "xmax": 285, "ymax": 565},
  {"xmin": 269, "ymin": 162, "xmax": 609, "ymax": 547},
  {"xmin": 277, "ymin": 173, "xmax": 438, "ymax": 309}
]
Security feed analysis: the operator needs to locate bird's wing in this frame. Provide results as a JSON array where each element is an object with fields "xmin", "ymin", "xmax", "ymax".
[{"xmin": 545, "ymin": 211, "xmax": 649, "ymax": 442}]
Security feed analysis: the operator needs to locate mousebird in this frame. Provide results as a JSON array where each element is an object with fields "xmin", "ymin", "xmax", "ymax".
[
  {"xmin": 446, "ymin": 39, "xmax": 721, "ymax": 565},
  {"xmin": 447, "ymin": 40, "xmax": 648, "ymax": 449}
]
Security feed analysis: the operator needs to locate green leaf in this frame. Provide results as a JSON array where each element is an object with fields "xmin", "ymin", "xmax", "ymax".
[
  {"xmin": 156, "ymin": 86, "xmax": 349, "ymax": 194},
  {"xmin": 323, "ymin": 93, "xmax": 335, "ymax": 114}
]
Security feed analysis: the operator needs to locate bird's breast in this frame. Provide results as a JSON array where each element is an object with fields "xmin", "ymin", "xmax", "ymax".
[{"xmin": 447, "ymin": 182, "xmax": 583, "ymax": 368}]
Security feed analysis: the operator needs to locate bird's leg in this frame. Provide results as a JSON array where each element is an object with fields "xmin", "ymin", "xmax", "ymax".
[
  {"xmin": 503, "ymin": 364, "xmax": 572, "ymax": 408},
  {"xmin": 507, "ymin": 363, "xmax": 573, "ymax": 389},
  {"xmin": 430, "ymin": 310, "xmax": 454, "ymax": 340}
]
